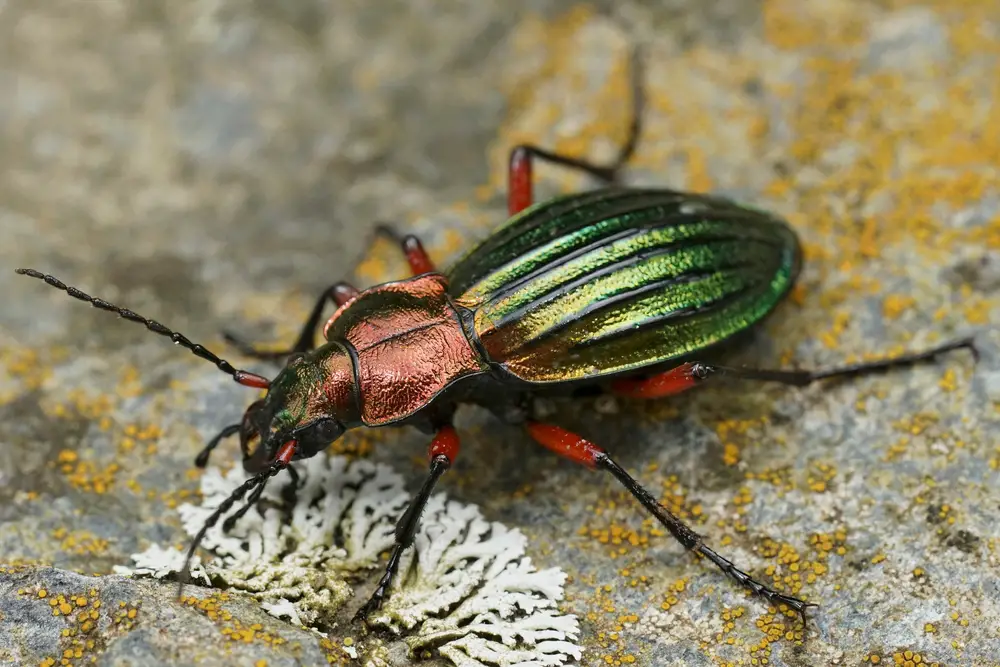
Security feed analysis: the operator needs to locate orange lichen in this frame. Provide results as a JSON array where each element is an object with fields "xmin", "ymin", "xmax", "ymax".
[
  {"xmin": 25, "ymin": 587, "xmax": 110, "ymax": 665},
  {"xmin": 159, "ymin": 486, "xmax": 198, "ymax": 510},
  {"xmin": 714, "ymin": 417, "xmax": 768, "ymax": 467},
  {"xmin": 888, "ymin": 649, "xmax": 939, "ymax": 666},
  {"xmin": 659, "ymin": 578, "xmax": 688, "ymax": 612},
  {"xmin": 113, "ymin": 601, "xmax": 141, "ymax": 632},
  {"xmin": 882, "ymin": 295, "xmax": 916, "ymax": 320},
  {"xmin": 50, "ymin": 529, "xmax": 109, "ymax": 558},
  {"xmin": 806, "ymin": 462, "xmax": 837, "ymax": 493},
  {"xmin": 318, "ymin": 636, "xmax": 359, "ymax": 665},
  {"xmin": 180, "ymin": 593, "xmax": 286, "ymax": 648},
  {"xmin": 892, "ymin": 412, "xmax": 940, "ymax": 437},
  {"xmin": 115, "ymin": 366, "xmax": 143, "ymax": 399},
  {"xmin": 220, "ymin": 620, "xmax": 286, "ymax": 647},
  {"xmin": 745, "ymin": 466, "xmax": 795, "ymax": 495},
  {"xmin": 580, "ymin": 472, "xmax": 702, "ymax": 563}
]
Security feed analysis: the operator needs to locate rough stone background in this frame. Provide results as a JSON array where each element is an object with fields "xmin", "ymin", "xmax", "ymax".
[{"xmin": 1, "ymin": 1, "xmax": 998, "ymax": 665}]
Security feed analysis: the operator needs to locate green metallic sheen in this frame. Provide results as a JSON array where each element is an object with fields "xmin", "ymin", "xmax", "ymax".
[{"xmin": 449, "ymin": 188, "xmax": 801, "ymax": 383}]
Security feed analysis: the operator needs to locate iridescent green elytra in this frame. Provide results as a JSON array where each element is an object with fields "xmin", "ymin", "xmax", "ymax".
[{"xmin": 450, "ymin": 187, "xmax": 801, "ymax": 383}]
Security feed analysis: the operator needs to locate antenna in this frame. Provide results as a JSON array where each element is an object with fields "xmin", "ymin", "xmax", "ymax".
[{"xmin": 16, "ymin": 268, "xmax": 270, "ymax": 389}]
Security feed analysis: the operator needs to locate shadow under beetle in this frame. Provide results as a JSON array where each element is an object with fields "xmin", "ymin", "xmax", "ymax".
[{"xmin": 17, "ymin": 50, "xmax": 977, "ymax": 624}]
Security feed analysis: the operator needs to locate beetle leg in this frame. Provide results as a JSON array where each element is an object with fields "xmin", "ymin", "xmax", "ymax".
[
  {"xmin": 281, "ymin": 465, "xmax": 302, "ymax": 507},
  {"xmin": 507, "ymin": 46, "xmax": 644, "ymax": 216},
  {"xmin": 611, "ymin": 363, "xmax": 706, "ymax": 399},
  {"xmin": 354, "ymin": 425, "xmax": 460, "ymax": 621},
  {"xmin": 222, "ymin": 282, "xmax": 360, "ymax": 359},
  {"xmin": 613, "ymin": 337, "xmax": 977, "ymax": 398},
  {"xmin": 525, "ymin": 421, "xmax": 815, "ymax": 622},
  {"xmin": 372, "ymin": 223, "xmax": 436, "ymax": 275},
  {"xmin": 194, "ymin": 423, "xmax": 241, "ymax": 468},
  {"xmin": 226, "ymin": 225, "xmax": 437, "ymax": 362}
]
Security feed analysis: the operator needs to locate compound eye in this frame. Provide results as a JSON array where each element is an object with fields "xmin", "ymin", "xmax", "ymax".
[
  {"xmin": 311, "ymin": 418, "xmax": 341, "ymax": 442},
  {"xmin": 296, "ymin": 418, "xmax": 343, "ymax": 457}
]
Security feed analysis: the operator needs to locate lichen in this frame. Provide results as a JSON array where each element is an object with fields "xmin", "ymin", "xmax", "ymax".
[
  {"xmin": 18, "ymin": 585, "xmax": 111, "ymax": 665},
  {"xmin": 116, "ymin": 455, "xmax": 582, "ymax": 667}
]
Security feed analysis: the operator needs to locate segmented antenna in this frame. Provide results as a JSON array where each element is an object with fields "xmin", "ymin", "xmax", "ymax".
[
  {"xmin": 176, "ymin": 458, "xmax": 288, "ymax": 598},
  {"xmin": 15, "ymin": 268, "xmax": 270, "ymax": 388}
]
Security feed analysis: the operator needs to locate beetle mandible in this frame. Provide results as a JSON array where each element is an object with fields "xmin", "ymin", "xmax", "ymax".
[{"xmin": 17, "ymin": 50, "xmax": 976, "ymax": 622}]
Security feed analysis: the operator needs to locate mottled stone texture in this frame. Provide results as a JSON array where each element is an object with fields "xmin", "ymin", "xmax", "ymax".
[{"xmin": 2, "ymin": 1, "xmax": 998, "ymax": 666}]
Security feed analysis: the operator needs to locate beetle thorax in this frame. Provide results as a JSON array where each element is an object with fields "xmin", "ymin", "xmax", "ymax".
[{"xmin": 311, "ymin": 342, "xmax": 362, "ymax": 428}]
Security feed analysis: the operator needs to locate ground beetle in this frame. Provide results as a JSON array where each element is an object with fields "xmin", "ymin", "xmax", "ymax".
[{"xmin": 18, "ymin": 51, "xmax": 976, "ymax": 623}]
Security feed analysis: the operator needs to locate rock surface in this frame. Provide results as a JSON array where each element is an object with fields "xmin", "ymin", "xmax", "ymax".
[{"xmin": 2, "ymin": 1, "xmax": 999, "ymax": 666}]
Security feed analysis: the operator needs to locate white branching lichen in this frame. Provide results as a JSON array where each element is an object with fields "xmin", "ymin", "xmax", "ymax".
[{"xmin": 117, "ymin": 455, "xmax": 582, "ymax": 667}]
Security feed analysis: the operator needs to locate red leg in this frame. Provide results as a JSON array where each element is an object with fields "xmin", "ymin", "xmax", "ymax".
[
  {"xmin": 506, "ymin": 46, "xmax": 645, "ymax": 216},
  {"xmin": 613, "ymin": 340, "xmax": 978, "ymax": 399},
  {"xmin": 401, "ymin": 235, "xmax": 435, "ymax": 275},
  {"xmin": 611, "ymin": 362, "xmax": 707, "ymax": 399},
  {"xmin": 332, "ymin": 282, "xmax": 360, "ymax": 306},
  {"xmin": 508, "ymin": 147, "xmax": 534, "ymax": 216},
  {"xmin": 525, "ymin": 422, "xmax": 604, "ymax": 468},
  {"xmin": 232, "ymin": 370, "xmax": 272, "ymax": 389},
  {"xmin": 526, "ymin": 421, "xmax": 814, "ymax": 621},
  {"xmin": 355, "ymin": 425, "xmax": 459, "ymax": 620},
  {"xmin": 372, "ymin": 224, "xmax": 436, "ymax": 275}
]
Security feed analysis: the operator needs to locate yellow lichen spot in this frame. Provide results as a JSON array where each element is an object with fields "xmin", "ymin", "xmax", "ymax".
[
  {"xmin": 820, "ymin": 312, "xmax": 851, "ymax": 349},
  {"xmin": 807, "ymin": 462, "xmax": 836, "ymax": 493},
  {"xmin": 38, "ymin": 589, "xmax": 48, "ymax": 599},
  {"xmin": 962, "ymin": 298, "xmax": 989, "ymax": 325},
  {"xmin": 723, "ymin": 443, "xmax": 741, "ymax": 466},
  {"xmin": 939, "ymin": 368, "xmax": 957, "ymax": 392},
  {"xmin": 871, "ymin": 552, "xmax": 887, "ymax": 565},
  {"xmin": 882, "ymin": 294, "xmax": 915, "ymax": 320},
  {"xmin": 884, "ymin": 436, "xmax": 911, "ymax": 461}
]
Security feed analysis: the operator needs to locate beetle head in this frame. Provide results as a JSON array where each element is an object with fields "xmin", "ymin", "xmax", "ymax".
[{"xmin": 239, "ymin": 344, "xmax": 358, "ymax": 472}]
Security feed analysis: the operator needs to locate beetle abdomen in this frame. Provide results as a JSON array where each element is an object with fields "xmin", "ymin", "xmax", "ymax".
[{"xmin": 449, "ymin": 188, "xmax": 801, "ymax": 383}]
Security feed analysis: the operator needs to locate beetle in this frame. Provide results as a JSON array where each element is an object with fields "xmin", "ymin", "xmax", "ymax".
[{"xmin": 17, "ymin": 52, "xmax": 976, "ymax": 623}]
